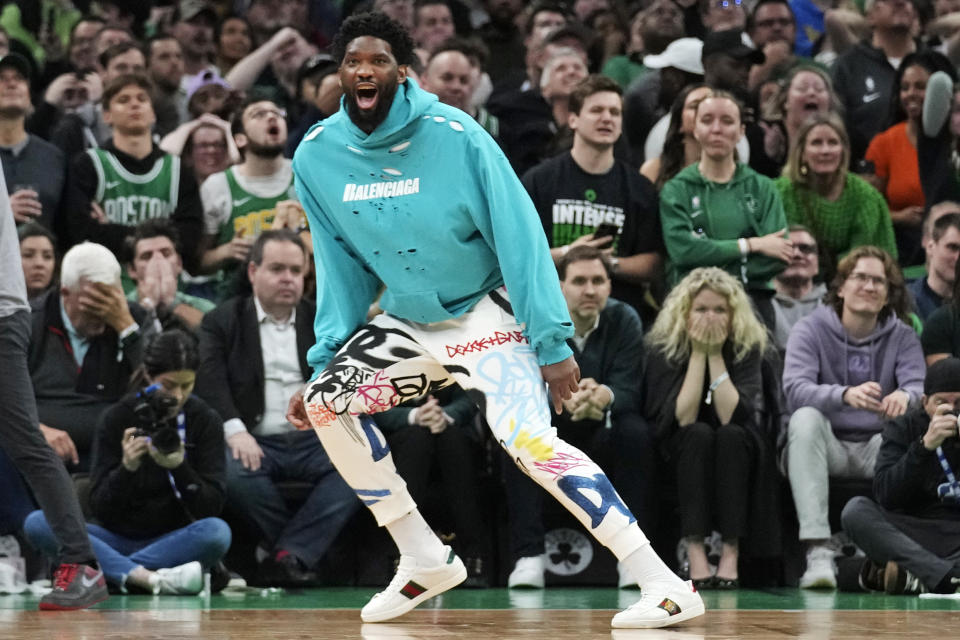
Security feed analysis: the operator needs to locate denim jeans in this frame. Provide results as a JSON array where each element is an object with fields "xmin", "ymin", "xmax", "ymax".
[
  {"xmin": 23, "ymin": 511, "xmax": 231, "ymax": 587},
  {"xmin": 225, "ymin": 429, "xmax": 358, "ymax": 568},
  {"xmin": 0, "ymin": 447, "xmax": 35, "ymax": 535}
]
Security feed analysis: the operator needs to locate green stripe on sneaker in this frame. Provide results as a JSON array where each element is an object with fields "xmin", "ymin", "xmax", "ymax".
[{"xmin": 447, "ymin": 549, "xmax": 456, "ymax": 564}]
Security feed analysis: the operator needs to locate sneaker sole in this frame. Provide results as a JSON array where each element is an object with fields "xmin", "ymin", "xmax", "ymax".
[
  {"xmin": 611, "ymin": 599, "xmax": 706, "ymax": 629},
  {"xmin": 799, "ymin": 577, "xmax": 837, "ymax": 589},
  {"xmin": 361, "ymin": 562, "xmax": 468, "ymax": 623},
  {"xmin": 39, "ymin": 591, "xmax": 109, "ymax": 611}
]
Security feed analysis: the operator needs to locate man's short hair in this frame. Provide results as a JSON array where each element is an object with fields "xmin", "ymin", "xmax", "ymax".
[
  {"xmin": 102, "ymin": 73, "xmax": 153, "ymax": 109},
  {"xmin": 557, "ymin": 244, "xmax": 613, "ymax": 281},
  {"xmin": 128, "ymin": 219, "xmax": 182, "ymax": 263},
  {"xmin": 414, "ymin": 0, "xmax": 451, "ymax": 25},
  {"xmin": 925, "ymin": 201, "xmax": 960, "ymax": 240},
  {"xmin": 431, "ymin": 36, "xmax": 489, "ymax": 70},
  {"xmin": 99, "ymin": 40, "xmax": 143, "ymax": 70},
  {"xmin": 146, "ymin": 34, "xmax": 181, "ymax": 65},
  {"xmin": 747, "ymin": 0, "xmax": 795, "ymax": 31},
  {"xmin": 61, "ymin": 242, "xmax": 121, "ymax": 289},
  {"xmin": 568, "ymin": 74, "xmax": 622, "ymax": 115},
  {"xmin": 931, "ymin": 213, "xmax": 960, "ymax": 243},
  {"xmin": 331, "ymin": 11, "xmax": 417, "ymax": 67},
  {"xmin": 231, "ymin": 94, "xmax": 281, "ymax": 137},
  {"xmin": 524, "ymin": 1, "xmax": 571, "ymax": 36},
  {"xmin": 249, "ymin": 229, "xmax": 305, "ymax": 266}
]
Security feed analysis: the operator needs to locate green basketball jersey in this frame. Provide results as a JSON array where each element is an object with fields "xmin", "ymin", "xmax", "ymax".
[
  {"xmin": 216, "ymin": 167, "xmax": 298, "ymax": 245},
  {"xmin": 88, "ymin": 149, "xmax": 180, "ymax": 225}
]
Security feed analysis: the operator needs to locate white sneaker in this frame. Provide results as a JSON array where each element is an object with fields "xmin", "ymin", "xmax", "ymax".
[
  {"xmin": 799, "ymin": 546, "xmax": 837, "ymax": 589},
  {"xmin": 617, "ymin": 561, "xmax": 639, "ymax": 589},
  {"xmin": 611, "ymin": 580, "xmax": 705, "ymax": 629},
  {"xmin": 153, "ymin": 561, "xmax": 203, "ymax": 595},
  {"xmin": 361, "ymin": 546, "xmax": 466, "ymax": 623},
  {"xmin": 507, "ymin": 555, "xmax": 545, "ymax": 588}
]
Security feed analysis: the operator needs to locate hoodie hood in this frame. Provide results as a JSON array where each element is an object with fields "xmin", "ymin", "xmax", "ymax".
[
  {"xmin": 813, "ymin": 304, "xmax": 901, "ymax": 347},
  {"xmin": 332, "ymin": 77, "xmax": 439, "ymax": 148}
]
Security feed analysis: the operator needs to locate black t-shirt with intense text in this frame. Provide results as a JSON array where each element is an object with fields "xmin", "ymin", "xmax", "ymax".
[{"xmin": 521, "ymin": 152, "xmax": 663, "ymax": 320}]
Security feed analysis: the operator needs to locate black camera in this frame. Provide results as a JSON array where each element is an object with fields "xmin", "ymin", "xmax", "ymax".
[{"xmin": 132, "ymin": 384, "xmax": 182, "ymax": 455}]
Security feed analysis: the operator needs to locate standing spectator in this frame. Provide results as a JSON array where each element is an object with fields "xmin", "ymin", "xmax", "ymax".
[
  {"xmin": 286, "ymin": 53, "xmax": 341, "ymax": 158},
  {"xmin": 413, "ymin": 0, "xmax": 457, "ymax": 65},
  {"xmin": 660, "ymin": 90, "xmax": 790, "ymax": 327},
  {"xmin": 200, "ymin": 97, "xmax": 304, "ymax": 300},
  {"xmin": 420, "ymin": 42, "xmax": 499, "ymax": 141},
  {"xmin": 866, "ymin": 51, "xmax": 957, "ymax": 266},
  {"xmin": 909, "ymin": 213, "xmax": 960, "ymax": 321},
  {"xmin": 831, "ymin": 0, "xmax": 921, "ymax": 165},
  {"xmin": 28, "ymin": 242, "xmax": 151, "ymax": 471},
  {"xmin": 224, "ymin": 26, "xmax": 318, "ymax": 111},
  {"xmin": 783, "ymin": 245, "xmax": 925, "ymax": 589},
  {"xmin": 640, "ymin": 83, "xmax": 710, "ymax": 189},
  {"xmin": 171, "ymin": 0, "xmax": 218, "ymax": 88},
  {"xmin": 842, "ymin": 357, "xmax": 960, "ymax": 595},
  {"xmin": 474, "ymin": 0, "xmax": 525, "ymax": 91},
  {"xmin": 147, "ymin": 35, "xmax": 188, "ymax": 137},
  {"xmin": 762, "ymin": 66, "xmax": 839, "ymax": 175},
  {"xmin": 506, "ymin": 246, "xmax": 656, "ymax": 589},
  {"xmin": 63, "ymin": 73, "xmax": 204, "ymax": 276},
  {"xmin": 18, "ymin": 222, "xmax": 57, "ymax": 301},
  {"xmin": 0, "ymin": 53, "xmax": 65, "ymax": 233},
  {"xmin": 196, "ymin": 230, "xmax": 357, "ymax": 585},
  {"xmin": 214, "ymin": 15, "xmax": 252, "ymax": 76},
  {"xmin": 746, "ymin": 0, "xmax": 797, "ymax": 93},
  {"xmin": 775, "ymin": 113, "xmax": 897, "ymax": 280},
  {"xmin": 23, "ymin": 329, "xmax": 231, "ymax": 595},
  {"xmin": 644, "ymin": 267, "xmax": 779, "ymax": 589},
  {"xmin": 921, "ymin": 260, "xmax": 960, "ymax": 365},
  {"xmin": 772, "ymin": 226, "xmax": 826, "ymax": 353},
  {"xmin": 523, "ymin": 75, "xmax": 663, "ymax": 325},
  {"xmin": 602, "ymin": 0, "xmax": 685, "ymax": 90}
]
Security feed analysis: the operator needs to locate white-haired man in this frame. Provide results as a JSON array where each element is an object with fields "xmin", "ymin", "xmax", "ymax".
[{"xmin": 27, "ymin": 242, "xmax": 151, "ymax": 471}]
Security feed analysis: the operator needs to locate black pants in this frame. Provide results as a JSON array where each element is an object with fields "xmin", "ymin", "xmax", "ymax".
[
  {"xmin": 386, "ymin": 422, "xmax": 486, "ymax": 557},
  {"xmin": 670, "ymin": 421, "xmax": 752, "ymax": 541},
  {"xmin": 504, "ymin": 412, "xmax": 657, "ymax": 561},
  {"xmin": 0, "ymin": 311, "xmax": 94, "ymax": 564}
]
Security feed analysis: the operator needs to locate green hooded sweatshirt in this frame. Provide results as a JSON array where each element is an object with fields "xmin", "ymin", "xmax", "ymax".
[{"xmin": 660, "ymin": 162, "xmax": 787, "ymax": 289}]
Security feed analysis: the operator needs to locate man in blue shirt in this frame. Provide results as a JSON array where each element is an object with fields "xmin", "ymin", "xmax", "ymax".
[{"xmin": 285, "ymin": 11, "xmax": 703, "ymax": 630}]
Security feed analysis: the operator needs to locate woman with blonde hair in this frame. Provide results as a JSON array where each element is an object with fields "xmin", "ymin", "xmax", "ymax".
[
  {"xmin": 775, "ymin": 112, "xmax": 896, "ymax": 281},
  {"xmin": 644, "ymin": 267, "xmax": 780, "ymax": 589}
]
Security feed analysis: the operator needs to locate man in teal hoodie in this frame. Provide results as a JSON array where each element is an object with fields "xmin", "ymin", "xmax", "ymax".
[{"xmin": 285, "ymin": 11, "xmax": 703, "ymax": 630}]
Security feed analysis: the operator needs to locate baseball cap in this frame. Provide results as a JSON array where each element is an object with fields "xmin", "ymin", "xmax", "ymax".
[
  {"xmin": 0, "ymin": 53, "xmax": 32, "ymax": 84},
  {"xmin": 702, "ymin": 29, "xmax": 765, "ymax": 64},
  {"xmin": 178, "ymin": 0, "xmax": 217, "ymax": 23},
  {"xmin": 643, "ymin": 38, "xmax": 704, "ymax": 75}
]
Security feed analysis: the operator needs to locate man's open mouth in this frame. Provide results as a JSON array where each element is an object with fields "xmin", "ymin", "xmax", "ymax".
[
  {"xmin": 267, "ymin": 124, "xmax": 280, "ymax": 136},
  {"xmin": 356, "ymin": 84, "xmax": 379, "ymax": 110}
]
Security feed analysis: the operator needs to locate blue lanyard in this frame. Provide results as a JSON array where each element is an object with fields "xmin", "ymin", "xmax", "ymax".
[
  {"xmin": 166, "ymin": 411, "xmax": 187, "ymax": 500},
  {"xmin": 936, "ymin": 446, "xmax": 957, "ymax": 485}
]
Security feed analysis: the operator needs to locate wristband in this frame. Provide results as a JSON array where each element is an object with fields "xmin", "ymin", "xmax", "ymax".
[
  {"xmin": 561, "ymin": 245, "xmax": 570, "ymax": 256},
  {"xmin": 738, "ymin": 238, "xmax": 749, "ymax": 256},
  {"xmin": 705, "ymin": 371, "xmax": 730, "ymax": 406}
]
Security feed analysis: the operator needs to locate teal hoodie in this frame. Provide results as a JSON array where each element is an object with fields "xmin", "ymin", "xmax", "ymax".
[{"xmin": 293, "ymin": 78, "xmax": 574, "ymax": 376}]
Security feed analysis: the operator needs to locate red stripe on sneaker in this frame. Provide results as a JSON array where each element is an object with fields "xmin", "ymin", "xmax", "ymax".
[
  {"xmin": 400, "ymin": 581, "xmax": 427, "ymax": 599},
  {"xmin": 658, "ymin": 598, "xmax": 681, "ymax": 616}
]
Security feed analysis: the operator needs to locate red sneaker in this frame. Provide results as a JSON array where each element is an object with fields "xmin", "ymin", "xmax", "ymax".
[{"xmin": 39, "ymin": 563, "xmax": 109, "ymax": 611}]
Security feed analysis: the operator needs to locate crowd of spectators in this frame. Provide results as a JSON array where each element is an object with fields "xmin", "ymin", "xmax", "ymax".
[{"xmin": 6, "ymin": 0, "xmax": 960, "ymax": 598}]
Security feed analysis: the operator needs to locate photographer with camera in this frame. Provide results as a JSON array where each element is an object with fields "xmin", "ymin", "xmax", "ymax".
[
  {"xmin": 23, "ymin": 330, "xmax": 231, "ymax": 594},
  {"xmin": 841, "ymin": 357, "xmax": 960, "ymax": 595}
]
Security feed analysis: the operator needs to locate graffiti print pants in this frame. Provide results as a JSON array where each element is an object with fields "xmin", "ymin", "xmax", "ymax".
[{"xmin": 303, "ymin": 290, "xmax": 647, "ymax": 560}]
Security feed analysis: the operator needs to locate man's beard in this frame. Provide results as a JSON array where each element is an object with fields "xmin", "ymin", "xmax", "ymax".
[
  {"xmin": 247, "ymin": 140, "xmax": 285, "ymax": 157},
  {"xmin": 345, "ymin": 81, "xmax": 399, "ymax": 133}
]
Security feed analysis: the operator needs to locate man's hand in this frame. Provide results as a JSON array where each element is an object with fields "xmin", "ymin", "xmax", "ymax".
[
  {"xmin": 413, "ymin": 395, "xmax": 448, "ymax": 434},
  {"xmin": 39, "ymin": 424, "xmax": 79, "ymax": 465},
  {"xmin": 219, "ymin": 230, "xmax": 256, "ymax": 263},
  {"xmin": 924, "ymin": 403, "xmax": 959, "ymax": 450},
  {"xmin": 880, "ymin": 389, "xmax": 909, "ymax": 419},
  {"xmin": 121, "ymin": 427, "xmax": 150, "ymax": 472},
  {"xmin": 286, "ymin": 386, "xmax": 310, "ymax": 430},
  {"xmin": 10, "ymin": 189, "xmax": 42, "ymax": 223},
  {"xmin": 272, "ymin": 200, "xmax": 306, "ymax": 230},
  {"xmin": 80, "ymin": 281, "xmax": 135, "ymax": 332},
  {"xmin": 227, "ymin": 431, "xmax": 265, "ymax": 471},
  {"xmin": 541, "ymin": 356, "xmax": 580, "ymax": 415},
  {"xmin": 842, "ymin": 381, "xmax": 883, "ymax": 412}
]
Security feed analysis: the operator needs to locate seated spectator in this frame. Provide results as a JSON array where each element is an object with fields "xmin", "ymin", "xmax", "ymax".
[
  {"xmin": 866, "ymin": 51, "xmax": 957, "ymax": 267},
  {"xmin": 199, "ymin": 97, "xmax": 305, "ymax": 301},
  {"xmin": 160, "ymin": 114, "xmax": 240, "ymax": 186},
  {"xmin": 842, "ymin": 357, "xmax": 960, "ymax": 595},
  {"xmin": 772, "ymin": 226, "xmax": 826, "ymax": 354},
  {"xmin": 126, "ymin": 220, "xmax": 215, "ymax": 332},
  {"xmin": 0, "ymin": 53, "xmax": 65, "ymax": 234},
  {"xmin": 171, "ymin": 0, "xmax": 218, "ymax": 88},
  {"xmin": 63, "ymin": 73, "xmax": 203, "ymax": 277},
  {"xmin": 372, "ymin": 385, "xmax": 486, "ymax": 586},
  {"xmin": 644, "ymin": 267, "xmax": 779, "ymax": 589},
  {"xmin": 223, "ymin": 26, "xmax": 318, "ymax": 112},
  {"xmin": 921, "ymin": 259, "xmax": 960, "ymax": 365},
  {"xmin": 775, "ymin": 112, "xmax": 897, "ymax": 281},
  {"xmin": 746, "ymin": 0, "xmax": 797, "ymax": 94},
  {"xmin": 285, "ymin": 53, "xmax": 341, "ymax": 158},
  {"xmin": 147, "ymin": 35, "xmax": 188, "ymax": 138},
  {"xmin": 28, "ymin": 242, "xmax": 151, "ymax": 472},
  {"xmin": 660, "ymin": 89, "xmax": 790, "ymax": 328},
  {"xmin": 18, "ymin": 222, "xmax": 57, "ymax": 301},
  {"xmin": 523, "ymin": 74, "xmax": 663, "ymax": 325},
  {"xmin": 420, "ymin": 39, "xmax": 501, "ymax": 143},
  {"xmin": 640, "ymin": 83, "xmax": 709, "ymax": 190},
  {"xmin": 909, "ymin": 213, "xmax": 960, "ymax": 322},
  {"xmin": 783, "ymin": 245, "xmax": 925, "ymax": 589},
  {"xmin": 214, "ymin": 15, "xmax": 253, "ymax": 77},
  {"xmin": 195, "ymin": 230, "xmax": 356, "ymax": 585},
  {"xmin": 505, "ymin": 246, "xmax": 655, "ymax": 589},
  {"xmin": 601, "ymin": 0, "xmax": 684, "ymax": 90},
  {"xmin": 23, "ymin": 330, "xmax": 231, "ymax": 595},
  {"xmin": 412, "ymin": 0, "xmax": 457, "ymax": 66}
]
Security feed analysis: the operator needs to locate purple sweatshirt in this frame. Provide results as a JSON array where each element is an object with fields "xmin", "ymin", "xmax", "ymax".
[{"xmin": 783, "ymin": 305, "xmax": 925, "ymax": 441}]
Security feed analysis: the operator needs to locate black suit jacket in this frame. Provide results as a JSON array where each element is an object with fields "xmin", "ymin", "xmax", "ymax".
[{"xmin": 195, "ymin": 295, "xmax": 315, "ymax": 430}]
